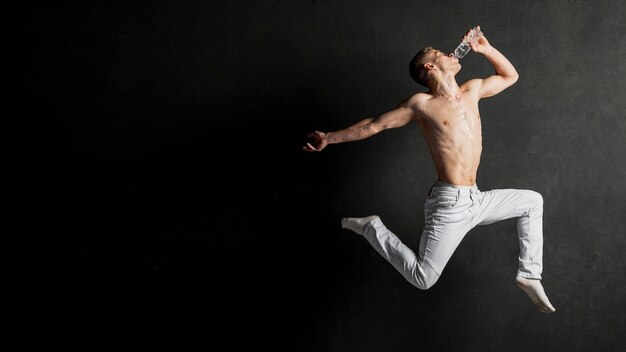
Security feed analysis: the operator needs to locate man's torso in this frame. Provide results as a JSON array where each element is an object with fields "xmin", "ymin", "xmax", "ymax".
[{"xmin": 412, "ymin": 82, "xmax": 483, "ymax": 186}]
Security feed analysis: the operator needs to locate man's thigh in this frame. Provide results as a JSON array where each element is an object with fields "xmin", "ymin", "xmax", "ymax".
[
  {"xmin": 420, "ymin": 199, "xmax": 473, "ymax": 274},
  {"xmin": 474, "ymin": 188, "xmax": 542, "ymax": 226}
]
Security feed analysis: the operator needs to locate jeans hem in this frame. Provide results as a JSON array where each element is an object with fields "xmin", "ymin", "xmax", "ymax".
[{"xmin": 517, "ymin": 272, "xmax": 542, "ymax": 280}]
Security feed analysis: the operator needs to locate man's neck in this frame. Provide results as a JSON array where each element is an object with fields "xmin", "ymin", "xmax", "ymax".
[{"xmin": 430, "ymin": 76, "xmax": 461, "ymax": 100}]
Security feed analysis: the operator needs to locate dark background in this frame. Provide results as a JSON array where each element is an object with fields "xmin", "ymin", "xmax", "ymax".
[{"xmin": 36, "ymin": 0, "xmax": 625, "ymax": 350}]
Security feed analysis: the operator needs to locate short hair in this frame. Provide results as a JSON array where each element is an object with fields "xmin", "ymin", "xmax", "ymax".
[{"xmin": 409, "ymin": 46, "xmax": 434, "ymax": 87}]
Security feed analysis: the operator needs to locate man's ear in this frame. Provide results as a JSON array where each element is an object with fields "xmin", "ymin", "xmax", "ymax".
[{"xmin": 424, "ymin": 63, "xmax": 435, "ymax": 71}]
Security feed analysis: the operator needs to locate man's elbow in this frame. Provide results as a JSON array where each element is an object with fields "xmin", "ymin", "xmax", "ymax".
[
  {"xmin": 508, "ymin": 73, "xmax": 519, "ymax": 84},
  {"xmin": 368, "ymin": 123, "xmax": 385, "ymax": 136}
]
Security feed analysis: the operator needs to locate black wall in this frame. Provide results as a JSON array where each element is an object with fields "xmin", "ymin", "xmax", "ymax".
[{"xmin": 38, "ymin": 0, "xmax": 626, "ymax": 350}]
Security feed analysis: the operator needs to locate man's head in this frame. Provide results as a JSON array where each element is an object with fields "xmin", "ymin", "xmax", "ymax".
[{"xmin": 409, "ymin": 47, "xmax": 460, "ymax": 87}]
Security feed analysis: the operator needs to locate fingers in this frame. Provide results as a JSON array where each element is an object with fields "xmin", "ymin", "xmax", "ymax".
[
  {"xmin": 464, "ymin": 25, "xmax": 481, "ymax": 38},
  {"xmin": 302, "ymin": 142, "xmax": 319, "ymax": 152},
  {"xmin": 307, "ymin": 131, "xmax": 324, "ymax": 139},
  {"xmin": 304, "ymin": 131, "xmax": 324, "ymax": 151}
]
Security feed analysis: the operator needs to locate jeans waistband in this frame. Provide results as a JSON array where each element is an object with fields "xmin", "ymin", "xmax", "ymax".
[{"xmin": 428, "ymin": 180, "xmax": 479, "ymax": 197}]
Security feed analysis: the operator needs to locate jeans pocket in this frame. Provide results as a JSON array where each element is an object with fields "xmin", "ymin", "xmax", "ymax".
[{"xmin": 434, "ymin": 191, "xmax": 459, "ymax": 208}]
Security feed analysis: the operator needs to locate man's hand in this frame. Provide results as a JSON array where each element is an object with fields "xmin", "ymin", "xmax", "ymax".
[
  {"xmin": 303, "ymin": 131, "xmax": 328, "ymax": 152},
  {"xmin": 465, "ymin": 26, "xmax": 491, "ymax": 54}
]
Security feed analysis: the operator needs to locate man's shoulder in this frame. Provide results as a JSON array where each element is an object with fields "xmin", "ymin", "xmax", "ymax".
[
  {"xmin": 395, "ymin": 92, "xmax": 432, "ymax": 121},
  {"xmin": 412, "ymin": 91, "xmax": 432, "ymax": 99},
  {"xmin": 405, "ymin": 92, "xmax": 432, "ymax": 105},
  {"xmin": 404, "ymin": 92, "xmax": 433, "ymax": 111}
]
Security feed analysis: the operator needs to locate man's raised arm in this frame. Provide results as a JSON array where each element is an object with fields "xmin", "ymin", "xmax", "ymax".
[
  {"xmin": 467, "ymin": 28, "xmax": 519, "ymax": 99},
  {"xmin": 303, "ymin": 96, "xmax": 419, "ymax": 152}
]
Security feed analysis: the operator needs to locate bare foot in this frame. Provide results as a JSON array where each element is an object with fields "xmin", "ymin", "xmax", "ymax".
[
  {"xmin": 515, "ymin": 276, "xmax": 556, "ymax": 313},
  {"xmin": 341, "ymin": 216, "xmax": 380, "ymax": 236}
]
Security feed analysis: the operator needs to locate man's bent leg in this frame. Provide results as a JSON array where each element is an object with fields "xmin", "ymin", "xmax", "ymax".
[
  {"xmin": 342, "ymin": 216, "xmax": 440, "ymax": 290},
  {"xmin": 473, "ymin": 188, "xmax": 555, "ymax": 312},
  {"xmin": 342, "ymin": 183, "xmax": 475, "ymax": 290},
  {"xmin": 474, "ymin": 189, "xmax": 544, "ymax": 279}
]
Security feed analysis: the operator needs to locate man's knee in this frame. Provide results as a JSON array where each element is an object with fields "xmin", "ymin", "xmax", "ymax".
[
  {"xmin": 525, "ymin": 190, "xmax": 543, "ymax": 207},
  {"xmin": 409, "ymin": 269, "xmax": 440, "ymax": 290},
  {"xmin": 414, "ymin": 279, "xmax": 437, "ymax": 290}
]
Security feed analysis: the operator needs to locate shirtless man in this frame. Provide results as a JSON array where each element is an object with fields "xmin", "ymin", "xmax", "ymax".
[{"xmin": 302, "ymin": 27, "xmax": 556, "ymax": 313}]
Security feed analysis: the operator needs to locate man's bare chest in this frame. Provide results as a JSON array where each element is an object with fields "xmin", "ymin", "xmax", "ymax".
[{"xmin": 422, "ymin": 99, "xmax": 480, "ymax": 131}]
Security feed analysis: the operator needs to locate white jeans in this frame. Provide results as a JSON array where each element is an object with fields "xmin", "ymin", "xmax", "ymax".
[{"xmin": 363, "ymin": 180, "xmax": 544, "ymax": 290}]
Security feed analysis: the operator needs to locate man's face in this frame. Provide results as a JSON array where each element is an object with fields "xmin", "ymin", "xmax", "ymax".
[{"xmin": 428, "ymin": 49, "xmax": 461, "ymax": 74}]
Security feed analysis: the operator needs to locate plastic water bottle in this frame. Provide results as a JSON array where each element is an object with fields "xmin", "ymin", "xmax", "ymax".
[{"xmin": 453, "ymin": 26, "xmax": 483, "ymax": 59}]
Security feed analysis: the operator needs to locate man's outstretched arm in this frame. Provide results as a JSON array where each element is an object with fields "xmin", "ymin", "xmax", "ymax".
[
  {"xmin": 467, "ymin": 28, "xmax": 519, "ymax": 99},
  {"xmin": 303, "ymin": 96, "xmax": 419, "ymax": 152}
]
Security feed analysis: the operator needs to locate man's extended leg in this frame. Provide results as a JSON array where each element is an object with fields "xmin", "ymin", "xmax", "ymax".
[
  {"xmin": 342, "ymin": 216, "xmax": 444, "ymax": 290},
  {"xmin": 341, "ymin": 184, "xmax": 475, "ymax": 290},
  {"xmin": 472, "ymin": 188, "xmax": 556, "ymax": 313}
]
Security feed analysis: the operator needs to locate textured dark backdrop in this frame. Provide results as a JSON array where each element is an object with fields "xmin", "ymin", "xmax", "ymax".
[{"xmin": 37, "ymin": 0, "xmax": 625, "ymax": 350}]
